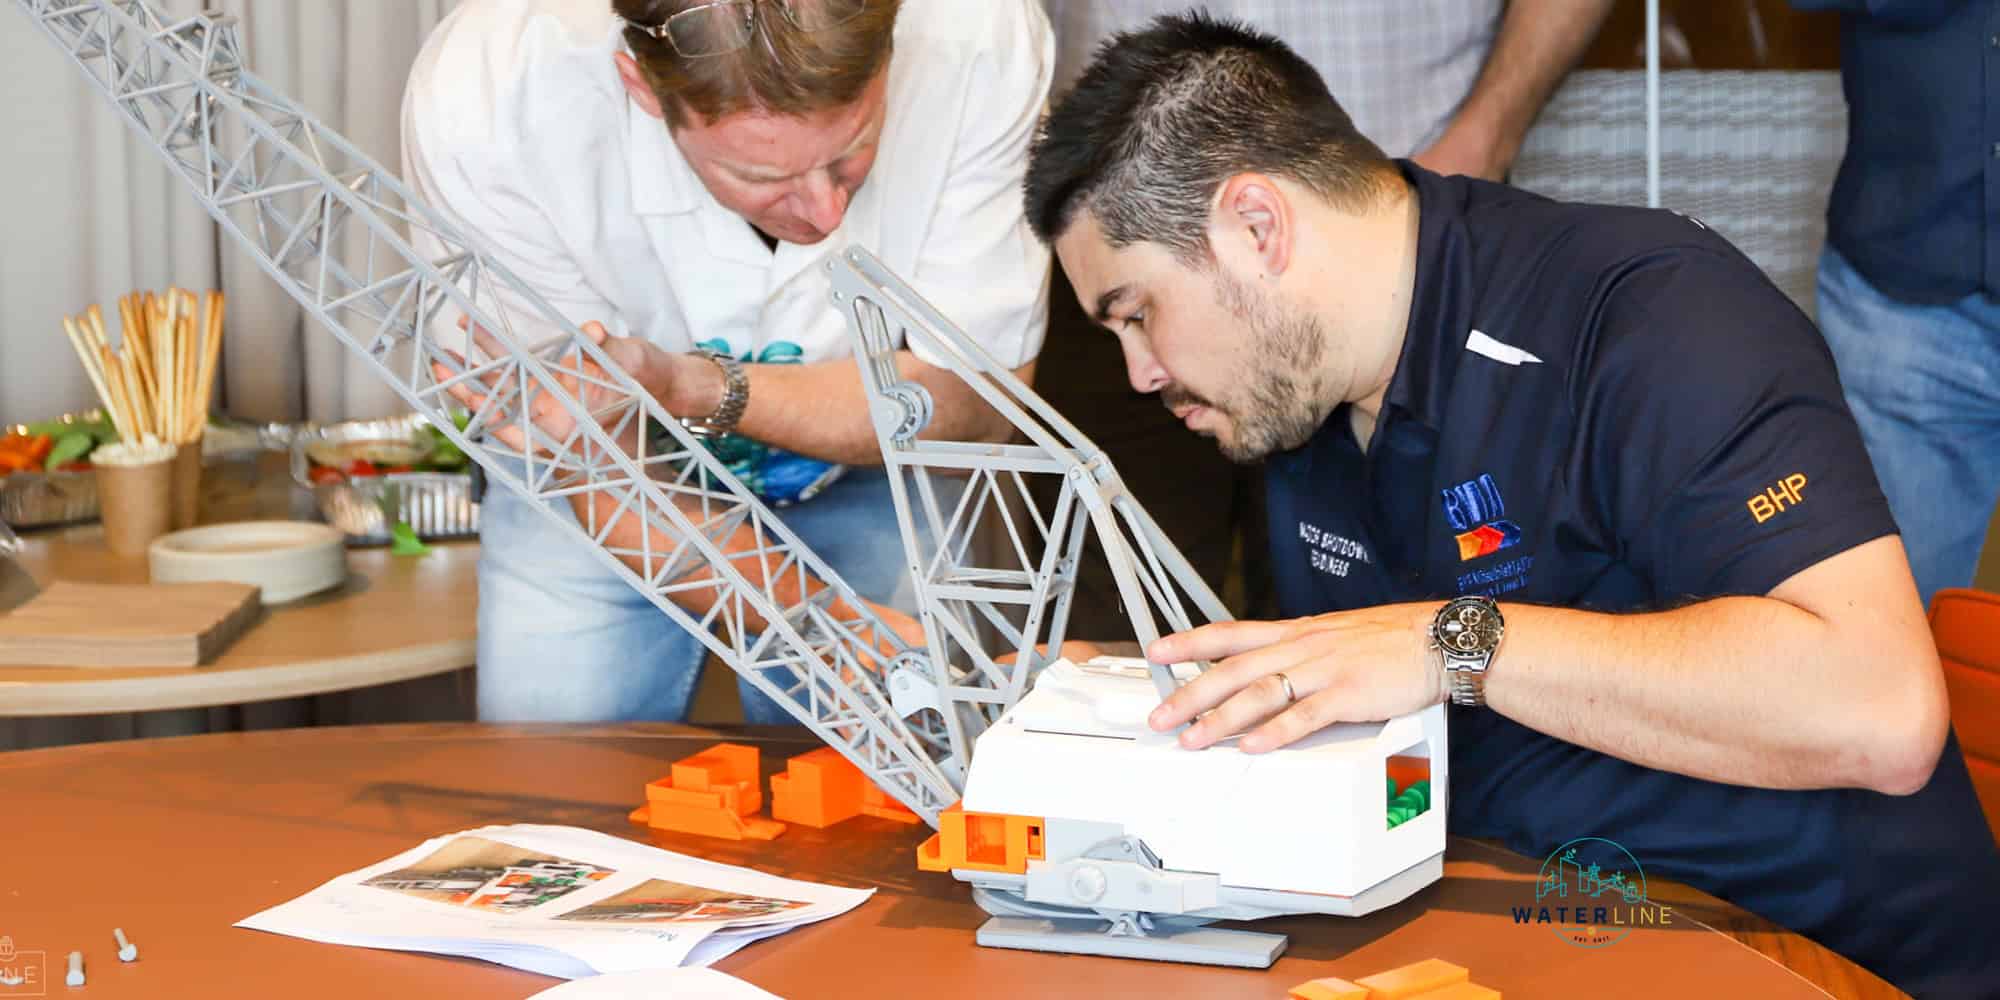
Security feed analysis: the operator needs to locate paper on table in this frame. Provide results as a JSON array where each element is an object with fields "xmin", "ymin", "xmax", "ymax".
[
  {"xmin": 529, "ymin": 967, "xmax": 784, "ymax": 999},
  {"xmin": 683, "ymin": 920, "xmax": 801, "ymax": 968},
  {"xmin": 236, "ymin": 824, "xmax": 871, "ymax": 979}
]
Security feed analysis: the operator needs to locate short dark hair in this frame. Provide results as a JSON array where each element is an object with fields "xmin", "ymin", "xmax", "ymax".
[{"xmin": 1024, "ymin": 11, "xmax": 1396, "ymax": 262}]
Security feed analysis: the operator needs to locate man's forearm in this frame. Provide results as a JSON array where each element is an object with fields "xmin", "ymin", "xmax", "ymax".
[
  {"xmin": 1428, "ymin": 0, "xmax": 1616, "ymax": 177},
  {"xmin": 1481, "ymin": 576, "xmax": 1945, "ymax": 794},
  {"xmin": 689, "ymin": 351, "xmax": 1024, "ymax": 467}
]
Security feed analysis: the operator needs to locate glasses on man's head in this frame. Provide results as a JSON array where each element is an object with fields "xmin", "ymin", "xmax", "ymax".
[{"xmin": 629, "ymin": 0, "xmax": 868, "ymax": 58}]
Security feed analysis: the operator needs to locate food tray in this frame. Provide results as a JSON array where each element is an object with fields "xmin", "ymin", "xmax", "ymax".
[
  {"xmin": 2, "ymin": 412, "xmax": 296, "ymax": 530},
  {"xmin": 204, "ymin": 416, "xmax": 299, "ymax": 460},
  {"xmin": 0, "ymin": 467, "xmax": 97, "ymax": 528},
  {"xmin": 290, "ymin": 413, "xmax": 479, "ymax": 545},
  {"xmin": 1, "ymin": 410, "xmax": 106, "ymax": 528}
]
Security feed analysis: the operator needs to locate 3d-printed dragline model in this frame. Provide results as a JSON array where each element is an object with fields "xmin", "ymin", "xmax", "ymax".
[{"xmin": 21, "ymin": 0, "xmax": 1445, "ymax": 969}]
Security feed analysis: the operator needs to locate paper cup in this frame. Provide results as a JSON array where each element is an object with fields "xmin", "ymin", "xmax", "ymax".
[
  {"xmin": 93, "ymin": 443, "xmax": 178, "ymax": 558},
  {"xmin": 169, "ymin": 437, "xmax": 203, "ymax": 529}
]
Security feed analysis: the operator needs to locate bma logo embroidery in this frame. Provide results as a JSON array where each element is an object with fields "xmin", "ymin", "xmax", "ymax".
[
  {"xmin": 1443, "ymin": 474, "xmax": 1522, "ymax": 561},
  {"xmin": 1747, "ymin": 473, "xmax": 1808, "ymax": 524}
]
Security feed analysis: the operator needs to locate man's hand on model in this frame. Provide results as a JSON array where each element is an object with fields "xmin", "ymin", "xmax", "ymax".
[
  {"xmin": 432, "ymin": 316, "xmax": 613, "ymax": 454},
  {"xmin": 1144, "ymin": 604, "xmax": 1447, "ymax": 753},
  {"xmin": 432, "ymin": 316, "xmax": 725, "ymax": 455},
  {"xmin": 619, "ymin": 335, "xmax": 727, "ymax": 422},
  {"xmin": 569, "ymin": 321, "xmax": 729, "ymax": 423}
]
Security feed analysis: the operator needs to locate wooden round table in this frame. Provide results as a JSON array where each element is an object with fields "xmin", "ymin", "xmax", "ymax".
[
  {"xmin": 0, "ymin": 455, "xmax": 476, "ymax": 716},
  {"xmin": 0, "ymin": 723, "xmax": 1908, "ymax": 998}
]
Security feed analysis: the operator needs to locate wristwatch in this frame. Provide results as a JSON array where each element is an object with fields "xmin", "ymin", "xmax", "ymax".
[
  {"xmin": 1429, "ymin": 595, "xmax": 1505, "ymax": 707},
  {"xmin": 679, "ymin": 348, "xmax": 749, "ymax": 439}
]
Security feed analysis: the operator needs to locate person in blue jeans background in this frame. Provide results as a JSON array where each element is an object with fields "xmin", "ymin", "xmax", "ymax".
[{"xmin": 1796, "ymin": 0, "xmax": 2000, "ymax": 609}]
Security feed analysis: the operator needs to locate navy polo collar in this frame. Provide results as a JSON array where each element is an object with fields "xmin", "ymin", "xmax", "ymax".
[{"xmin": 1379, "ymin": 160, "xmax": 1477, "ymax": 436}]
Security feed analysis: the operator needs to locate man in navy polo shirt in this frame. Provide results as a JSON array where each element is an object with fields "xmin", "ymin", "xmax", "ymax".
[{"xmin": 1023, "ymin": 13, "xmax": 2000, "ymax": 998}]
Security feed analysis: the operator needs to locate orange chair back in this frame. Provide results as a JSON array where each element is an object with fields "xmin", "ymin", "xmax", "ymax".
[{"xmin": 1931, "ymin": 588, "xmax": 2000, "ymax": 842}]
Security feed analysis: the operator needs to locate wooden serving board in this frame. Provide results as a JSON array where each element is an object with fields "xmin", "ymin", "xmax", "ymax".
[{"xmin": 0, "ymin": 580, "xmax": 261, "ymax": 667}]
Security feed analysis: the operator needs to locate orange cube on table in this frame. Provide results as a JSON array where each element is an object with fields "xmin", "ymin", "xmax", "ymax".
[
  {"xmin": 1288, "ymin": 977, "xmax": 1370, "ymax": 1000},
  {"xmin": 771, "ymin": 746, "xmax": 921, "ymax": 827},
  {"xmin": 628, "ymin": 742, "xmax": 785, "ymax": 841},
  {"xmin": 1355, "ymin": 959, "xmax": 1473, "ymax": 998}
]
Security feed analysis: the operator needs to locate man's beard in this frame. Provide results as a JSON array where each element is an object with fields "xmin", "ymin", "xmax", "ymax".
[{"xmin": 1175, "ymin": 270, "xmax": 1330, "ymax": 463}]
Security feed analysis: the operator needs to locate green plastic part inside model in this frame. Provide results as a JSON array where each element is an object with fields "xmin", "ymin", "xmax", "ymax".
[{"xmin": 1387, "ymin": 779, "xmax": 1432, "ymax": 828}]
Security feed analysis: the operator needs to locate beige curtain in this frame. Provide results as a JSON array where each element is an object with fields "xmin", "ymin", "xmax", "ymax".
[
  {"xmin": 0, "ymin": 0, "xmax": 458, "ymax": 429},
  {"xmin": 1, "ymin": 0, "xmax": 463, "ymax": 750}
]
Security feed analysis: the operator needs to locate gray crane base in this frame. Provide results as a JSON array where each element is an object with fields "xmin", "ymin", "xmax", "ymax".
[
  {"xmin": 975, "ymin": 916, "xmax": 1287, "ymax": 968},
  {"xmin": 967, "ymin": 851, "xmax": 1445, "ymax": 922}
]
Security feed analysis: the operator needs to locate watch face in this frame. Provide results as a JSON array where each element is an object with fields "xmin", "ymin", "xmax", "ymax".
[{"xmin": 1436, "ymin": 597, "xmax": 1503, "ymax": 655}]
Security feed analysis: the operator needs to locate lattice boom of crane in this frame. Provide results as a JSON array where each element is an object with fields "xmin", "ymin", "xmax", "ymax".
[{"xmin": 16, "ymin": 0, "xmax": 958, "ymax": 821}]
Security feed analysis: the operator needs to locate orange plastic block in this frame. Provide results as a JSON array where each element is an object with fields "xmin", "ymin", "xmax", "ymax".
[
  {"xmin": 1288, "ymin": 977, "xmax": 1370, "ymax": 1000},
  {"xmin": 628, "ymin": 743, "xmax": 785, "ymax": 841},
  {"xmin": 1386, "ymin": 754, "xmax": 1433, "ymax": 796},
  {"xmin": 860, "ymin": 779, "xmax": 921, "ymax": 824},
  {"xmin": 771, "ymin": 748, "xmax": 867, "ymax": 827},
  {"xmin": 674, "ymin": 744, "xmax": 764, "ymax": 812},
  {"xmin": 1408, "ymin": 983, "xmax": 1499, "ymax": 1000},
  {"xmin": 915, "ymin": 803, "xmax": 1044, "ymax": 874},
  {"xmin": 770, "ymin": 748, "xmax": 924, "ymax": 827},
  {"xmin": 1354, "ymin": 959, "xmax": 1469, "ymax": 999}
]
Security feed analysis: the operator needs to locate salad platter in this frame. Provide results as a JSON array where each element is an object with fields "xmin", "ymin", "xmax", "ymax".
[
  {"xmin": 0, "ymin": 410, "xmax": 121, "ymax": 528},
  {"xmin": 290, "ymin": 412, "xmax": 479, "ymax": 546}
]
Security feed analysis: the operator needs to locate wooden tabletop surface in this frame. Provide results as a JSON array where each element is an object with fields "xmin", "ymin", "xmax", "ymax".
[
  {"xmin": 0, "ymin": 723, "xmax": 1907, "ymax": 999},
  {"xmin": 0, "ymin": 454, "xmax": 476, "ymax": 715}
]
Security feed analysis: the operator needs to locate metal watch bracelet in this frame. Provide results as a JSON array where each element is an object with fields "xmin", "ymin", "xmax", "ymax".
[
  {"xmin": 679, "ymin": 348, "xmax": 748, "ymax": 439},
  {"xmin": 1446, "ymin": 655, "xmax": 1488, "ymax": 707}
]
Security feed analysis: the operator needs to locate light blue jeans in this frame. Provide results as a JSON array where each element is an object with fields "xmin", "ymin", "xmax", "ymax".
[
  {"xmin": 1816, "ymin": 247, "xmax": 2000, "ymax": 609},
  {"xmin": 476, "ymin": 467, "xmax": 924, "ymax": 724}
]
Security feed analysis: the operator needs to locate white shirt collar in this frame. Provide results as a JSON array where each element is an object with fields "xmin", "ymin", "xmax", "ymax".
[{"xmin": 625, "ymin": 91, "xmax": 698, "ymax": 216}]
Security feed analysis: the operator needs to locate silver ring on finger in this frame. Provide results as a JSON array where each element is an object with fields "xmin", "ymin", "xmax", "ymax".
[{"xmin": 1274, "ymin": 671, "xmax": 1297, "ymax": 705}]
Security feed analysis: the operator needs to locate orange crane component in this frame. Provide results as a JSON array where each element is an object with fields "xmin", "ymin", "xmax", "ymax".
[{"xmin": 629, "ymin": 743, "xmax": 786, "ymax": 841}]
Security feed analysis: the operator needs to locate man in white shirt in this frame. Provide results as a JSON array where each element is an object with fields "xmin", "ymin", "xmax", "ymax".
[
  {"xmin": 401, "ymin": 0, "xmax": 1054, "ymax": 722},
  {"xmin": 1031, "ymin": 0, "xmax": 1613, "ymax": 638}
]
